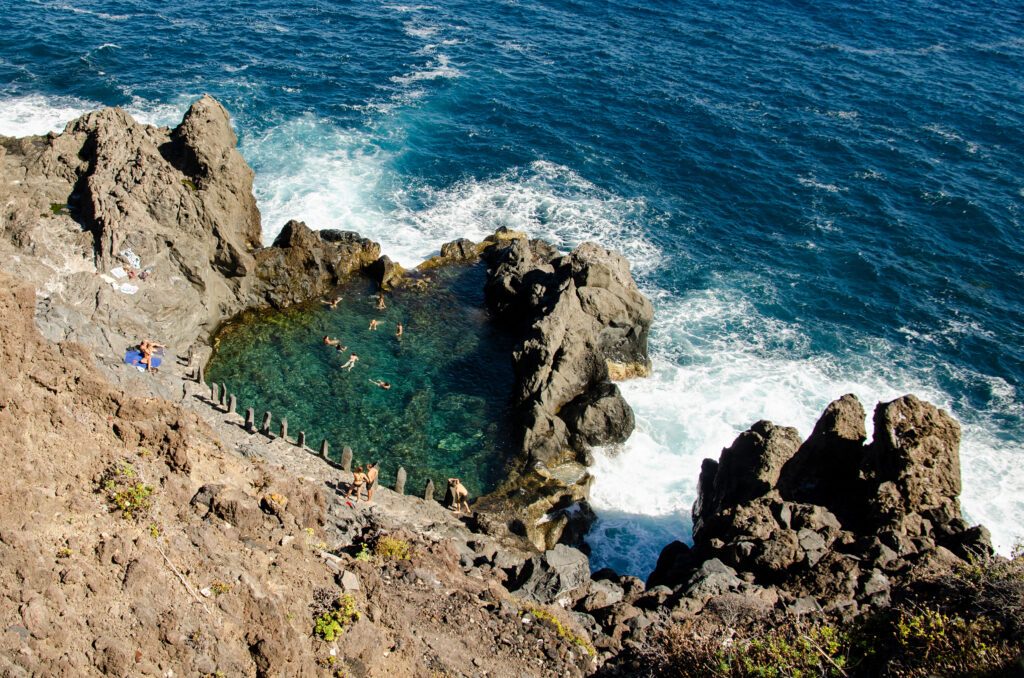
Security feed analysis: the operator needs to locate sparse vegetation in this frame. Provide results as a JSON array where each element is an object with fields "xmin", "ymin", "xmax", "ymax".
[
  {"xmin": 56, "ymin": 546, "xmax": 72, "ymax": 559},
  {"xmin": 181, "ymin": 178, "xmax": 198, "ymax": 191},
  {"xmin": 98, "ymin": 462, "xmax": 154, "ymax": 521},
  {"xmin": 527, "ymin": 608, "xmax": 596, "ymax": 658},
  {"xmin": 373, "ymin": 535, "xmax": 412, "ymax": 561},
  {"xmin": 210, "ymin": 581, "xmax": 232, "ymax": 596},
  {"xmin": 313, "ymin": 594, "xmax": 360, "ymax": 642},
  {"xmin": 354, "ymin": 543, "xmax": 371, "ymax": 562},
  {"xmin": 635, "ymin": 551, "xmax": 1024, "ymax": 677},
  {"xmin": 48, "ymin": 202, "xmax": 68, "ymax": 215}
]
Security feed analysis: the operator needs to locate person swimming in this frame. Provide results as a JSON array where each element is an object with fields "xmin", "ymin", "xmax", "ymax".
[
  {"xmin": 322, "ymin": 296, "xmax": 342, "ymax": 309},
  {"xmin": 395, "ymin": 322, "xmax": 403, "ymax": 338},
  {"xmin": 341, "ymin": 353, "xmax": 359, "ymax": 371},
  {"xmin": 369, "ymin": 319, "xmax": 379, "ymax": 331},
  {"xmin": 376, "ymin": 292, "xmax": 386, "ymax": 310},
  {"xmin": 369, "ymin": 379, "xmax": 391, "ymax": 390},
  {"xmin": 323, "ymin": 335, "xmax": 340, "ymax": 346}
]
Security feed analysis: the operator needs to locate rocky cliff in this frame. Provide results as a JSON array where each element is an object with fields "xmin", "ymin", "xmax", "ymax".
[{"xmin": 647, "ymin": 393, "xmax": 992, "ymax": 616}]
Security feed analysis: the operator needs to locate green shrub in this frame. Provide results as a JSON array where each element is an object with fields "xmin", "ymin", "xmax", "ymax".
[
  {"xmin": 373, "ymin": 535, "xmax": 412, "ymax": 561},
  {"xmin": 313, "ymin": 594, "xmax": 360, "ymax": 642},
  {"xmin": 98, "ymin": 463, "xmax": 153, "ymax": 521}
]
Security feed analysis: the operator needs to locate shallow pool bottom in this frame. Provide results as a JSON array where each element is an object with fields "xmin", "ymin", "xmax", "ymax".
[{"xmin": 206, "ymin": 263, "xmax": 516, "ymax": 497}]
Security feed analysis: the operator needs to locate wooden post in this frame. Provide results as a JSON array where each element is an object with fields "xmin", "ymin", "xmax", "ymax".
[
  {"xmin": 297, "ymin": 431, "xmax": 306, "ymax": 448},
  {"xmin": 395, "ymin": 467, "xmax": 407, "ymax": 495},
  {"xmin": 227, "ymin": 394, "xmax": 236, "ymax": 415},
  {"xmin": 261, "ymin": 411, "xmax": 272, "ymax": 436},
  {"xmin": 244, "ymin": 408, "xmax": 255, "ymax": 433},
  {"xmin": 424, "ymin": 479, "xmax": 435, "ymax": 502},
  {"xmin": 320, "ymin": 440, "xmax": 329, "ymax": 459},
  {"xmin": 210, "ymin": 382, "xmax": 219, "ymax": 403},
  {"xmin": 279, "ymin": 417, "xmax": 288, "ymax": 442},
  {"xmin": 341, "ymin": 447, "xmax": 353, "ymax": 472}
]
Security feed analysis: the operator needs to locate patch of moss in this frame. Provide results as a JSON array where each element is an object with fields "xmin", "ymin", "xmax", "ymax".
[
  {"xmin": 181, "ymin": 178, "xmax": 198, "ymax": 192},
  {"xmin": 48, "ymin": 202, "xmax": 68, "ymax": 215}
]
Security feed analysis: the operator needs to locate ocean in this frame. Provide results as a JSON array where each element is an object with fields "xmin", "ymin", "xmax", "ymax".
[{"xmin": 1, "ymin": 0, "xmax": 1021, "ymax": 577}]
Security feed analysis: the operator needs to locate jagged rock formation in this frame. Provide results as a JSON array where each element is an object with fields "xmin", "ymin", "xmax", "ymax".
[
  {"xmin": 482, "ymin": 236, "xmax": 651, "ymax": 467},
  {"xmin": 0, "ymin": 96, "xmax": 262, "ymax": 353},
  {"xmin": 254, "ymin": 220, "xmax": 381, "ymax": 308},
  {"xmin": 647, "ymin": 393, "xmax": 992, "ymax": 618}
]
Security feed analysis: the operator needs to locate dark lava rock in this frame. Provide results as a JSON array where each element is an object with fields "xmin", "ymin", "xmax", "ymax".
[
  {"xmin": 255, "ymin": 220, "xmax": 380, "ymax": 308},
  {"xmin": 506, "ymin": 544, "xmax": 591, "ymax": 605}
]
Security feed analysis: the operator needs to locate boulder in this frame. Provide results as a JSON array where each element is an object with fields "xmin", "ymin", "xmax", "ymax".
[
  {"xmin": 508, "ymin": 544, "xmax": 591, "ymax": 605},
  {"xmin": 560, "ymin": 381, "xmax": 635, "ymax": 451}
]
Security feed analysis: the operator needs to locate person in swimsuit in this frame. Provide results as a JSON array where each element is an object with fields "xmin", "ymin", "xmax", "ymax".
[
  {"xmin": 346, "ymin": 466, "xmax": 368, "ymax": 501},
  {"xmin": 322, "ymin": 296, "xmax": 342, "ymax": 309},
  {"xmin": 369, "ymin": 319, "xmax": 379, "ymax": 331},
  {"xmin": 395, "ymin": 322, "xmax": 403, "ymax": 338},
  {"xmin": 376, "ymin": 293, "xmax": 386, "ymax": 310},
  {"xmin": 369, "ymin": 379, "xmax": 391, "ymax": 390},
  {"xmin": 341, "ymin": 353, "xmax": 359, "ymax": 371},
  {"xmin": 366, "ymin": 463, "xmax": 380, "ymax": 502},
  {"xmin": 139, "ymin": 340, "xmax": 165, "ymax": 373},
  {"xmin": 323, "ymin": 336, "xmax": 340, "ymax": 346}
]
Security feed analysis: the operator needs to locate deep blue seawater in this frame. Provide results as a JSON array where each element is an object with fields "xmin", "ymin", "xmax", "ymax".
[{"xmin": 2, "ymin": 0, "xmax": 1022, "ymax": 577}]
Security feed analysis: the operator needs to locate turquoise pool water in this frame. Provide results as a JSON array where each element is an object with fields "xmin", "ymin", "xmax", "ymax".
[{"xmin": 206, "ymin": 262, "xmax": 516, "ymax": 497}]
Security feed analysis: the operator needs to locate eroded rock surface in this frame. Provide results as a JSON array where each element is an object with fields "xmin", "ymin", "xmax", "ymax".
[{"xmin": 649, "ymin": 393, "xmax": 992, "ymax": 619}]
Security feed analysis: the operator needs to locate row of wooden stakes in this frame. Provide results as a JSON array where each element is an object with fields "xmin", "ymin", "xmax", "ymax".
[{"xmin": 197, "ymin": 366, "xmax": 440, "ymax": 502}]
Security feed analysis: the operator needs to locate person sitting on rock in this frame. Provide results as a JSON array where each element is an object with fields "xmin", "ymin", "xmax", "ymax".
[
  {"xmin": 323, "ymin": 335, "xmax": 340, "ymax": 346},
  {"xmin": 369, "ymin": 319, "xmax": 379, "ymax": 331},
  {"xmin": 341, "ymin": 353, "xmax": 359, "ymax": 371},
  {"xmin": 346, "ymin": 466, "xmax": 368, "ymax": 501},
  {"xmin": 366, "ymin": 463, "xmax": 380, "ymax": 502},
  {"xmin": 447, "ymin": 478, "xmax": 470, "ymax": 514},
  {"xmin": 139, "ymin": 340, "xmax": 166, "ymax": 373}
]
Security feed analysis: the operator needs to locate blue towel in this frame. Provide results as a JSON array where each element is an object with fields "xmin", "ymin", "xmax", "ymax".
[{"xmin": 124, "ymin": 349, "xmax": 162, "ymax": 369}]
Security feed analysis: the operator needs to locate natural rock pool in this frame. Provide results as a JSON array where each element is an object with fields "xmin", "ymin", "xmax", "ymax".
[{"xmin": 206, "ymin": 262, "xmax": 516, "ymax": 497}]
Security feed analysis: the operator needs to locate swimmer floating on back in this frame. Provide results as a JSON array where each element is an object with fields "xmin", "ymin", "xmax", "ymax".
[
  {"xmin": 341, "ymin": 353, "xmax": 359, "ymax": 371},
  {"xmin": 322, "ymin": 296, "xmax": 342, "ymax": 309},
  {"xmin": 369, "ymin": 379, "xmax": 391, "ymax": 390}
]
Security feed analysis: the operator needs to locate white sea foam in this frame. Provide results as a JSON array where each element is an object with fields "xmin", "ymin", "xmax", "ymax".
[
  {"xmin": 390, "ymin": 54, "xmax": 463, "ymax": 85},
  {"xmin": 0, "ymin": 93, "xmax": 192, "ymax": 137},
  {"xmin": 403, "ymin": 22, "xmax": 440, "ymax": 39},
  {"xmin": 797, "ymin": 175, "xmax": 846, "ymax": 193},
  {"xmin": 585, "ymin": 284, "xmax": 1024, "ymax": 574}
]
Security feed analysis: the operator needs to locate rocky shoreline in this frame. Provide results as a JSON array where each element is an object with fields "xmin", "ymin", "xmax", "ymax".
[{"xmin": 2, "ymin": 97, "xmax": 1020, "ymax": 676}]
